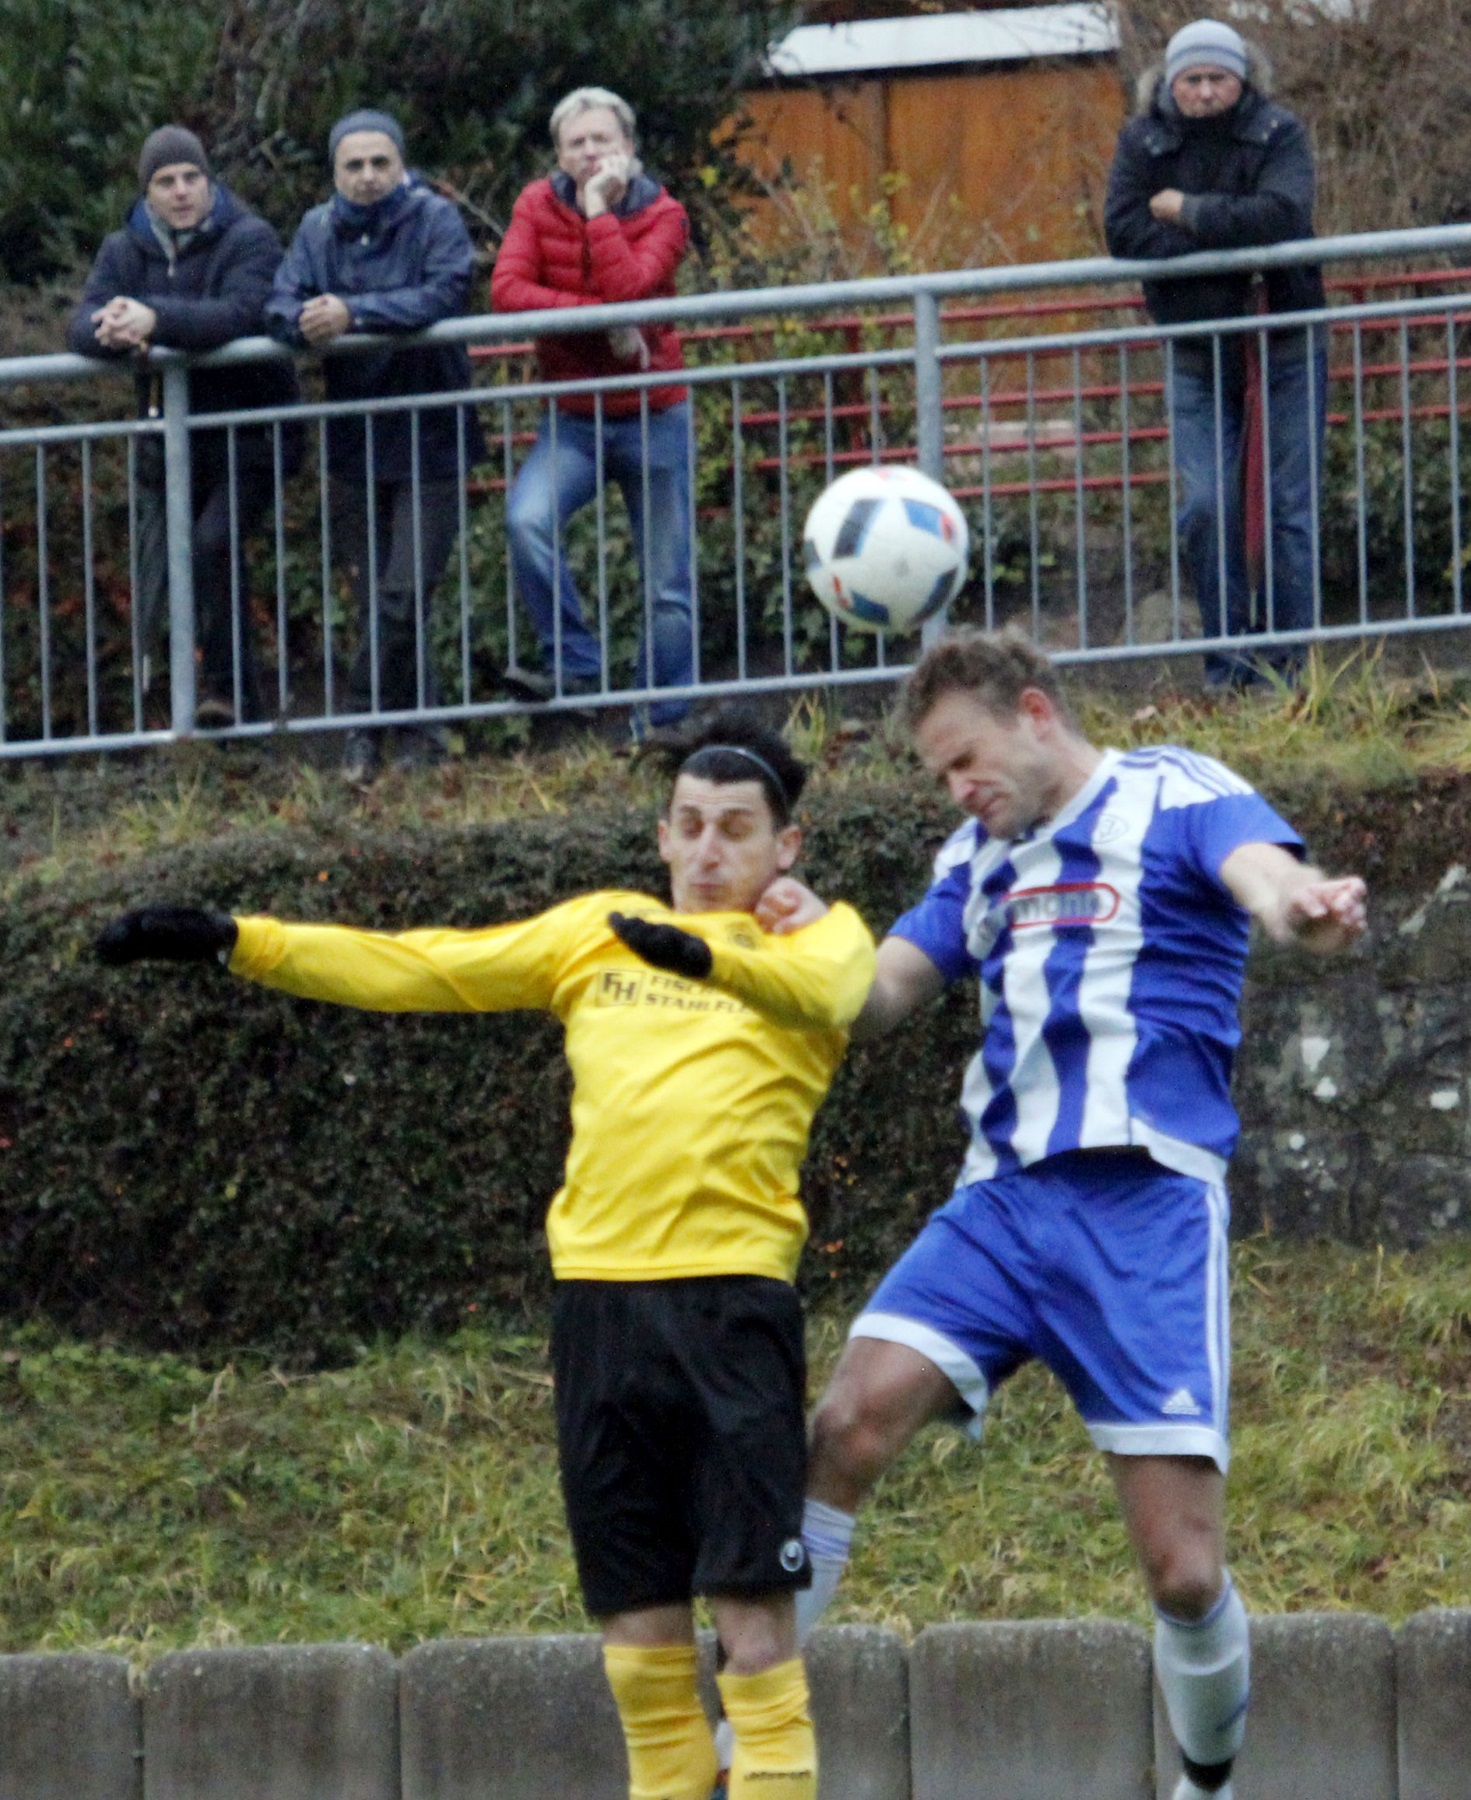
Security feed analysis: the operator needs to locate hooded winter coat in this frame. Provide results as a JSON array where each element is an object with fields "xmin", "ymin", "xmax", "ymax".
[
  {"xmin": 1103, "ymin": 52, "xmax": 1325, "ymax": 334},
  {"xmin": 68, "ymin": 183, "xmax": 302, "ymax": 475},
  {"xmin": 265, "ymin": 176, "xmax": 486, "ymax": 482},
  {"xmin": 490, "ymin": 170, "xmax": 689, "ymax": 416}
]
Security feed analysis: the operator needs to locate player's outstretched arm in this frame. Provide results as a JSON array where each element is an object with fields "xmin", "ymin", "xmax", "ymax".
[
  {"xmin": 97, "ymin": 906, "xmax": 238, "ymax": 966},
  {"xmin": 1220, "ymin": 841, "xmax": 1368, "ymax": 955},
  {"xmin": 611, "ymin": 905, "xmax": 876, "ymax": 1031},
  {"xmin": 850, "ymin": 935, "xmax": 947, "ymax": 1040}
]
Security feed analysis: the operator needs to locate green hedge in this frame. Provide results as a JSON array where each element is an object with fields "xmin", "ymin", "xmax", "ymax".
[
  {"xmin": 0, "ymin": 768, "xmax": 1447, "ymax": 1359},
  {"xmin": 0, "ymin": 779, "xmax": 961, "ymax": 1357}
]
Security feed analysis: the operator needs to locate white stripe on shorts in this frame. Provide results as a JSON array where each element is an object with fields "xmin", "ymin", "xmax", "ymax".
[
  {"xmin": 849, "ymin": 1311, "xmax": 991, "ymax": 1440},
  {"xmin": 1086, "ymin": 1419, "xmax": 1230, "ymax": 1473}
]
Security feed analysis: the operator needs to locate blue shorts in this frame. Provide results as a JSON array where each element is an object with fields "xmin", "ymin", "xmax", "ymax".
[{"xmin": 851, "ymin": 1150, "xmax": 1231, "ymax": 1472}]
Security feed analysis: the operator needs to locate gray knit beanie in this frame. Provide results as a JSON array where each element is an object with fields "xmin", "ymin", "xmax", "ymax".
[
  {"xmin": 138, "ymin": 126, "xmax": 210, "ymax": 189},
  {"xmin": 1165, "ymin": 19, "xmax": 1249, "ymax": 86},
  {"xmin": 328, "ymin": 109, "xmax": 406, "ymax": 163}
]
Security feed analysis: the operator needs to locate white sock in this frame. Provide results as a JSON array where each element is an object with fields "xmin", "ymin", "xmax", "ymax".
[
  {"xmin": 793, "ymin": 1497, "xmax": 855, "ymax": 1646},
  {"xmin": 1154, "ymin": 1573, "xmax": 1250, "ymax": 1773},
  {"xmin": 715, "ymin": 1500, "xmax": 856, "ymax": 1775}
]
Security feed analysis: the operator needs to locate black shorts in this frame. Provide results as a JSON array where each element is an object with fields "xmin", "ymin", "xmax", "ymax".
[{"xmin": 550, "ymin": 1275, "xmax": 812, "ymax": 1619}]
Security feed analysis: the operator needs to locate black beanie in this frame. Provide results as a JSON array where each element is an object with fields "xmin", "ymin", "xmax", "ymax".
[{"xmin": 138, "ymin": 126, "xmax": 210, "ymax": 189}]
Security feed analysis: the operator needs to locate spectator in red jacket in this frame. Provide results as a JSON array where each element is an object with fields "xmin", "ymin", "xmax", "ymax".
[{"xmin": 491, "ymin": 87, "xmax": 693, "ymax": 729}]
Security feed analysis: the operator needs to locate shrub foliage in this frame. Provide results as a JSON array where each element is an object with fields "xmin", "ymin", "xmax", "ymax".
[
  {"xmin": 0, "ymin": 757, "xmax": 1433, "ymax": 1360},
  {"xmin": 0, "ymin": 779, "xmax": 970, "ymax": 1358}
]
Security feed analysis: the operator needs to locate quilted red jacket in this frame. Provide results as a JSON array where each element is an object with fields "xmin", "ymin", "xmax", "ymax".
[{"xmin": 490, "ymin": 171, "xmax": 689, "ymax": 416}]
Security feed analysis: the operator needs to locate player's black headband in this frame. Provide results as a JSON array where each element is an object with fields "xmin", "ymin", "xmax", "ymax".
[{"xmin": 678, "ymin": 744, "xmax": 790, "ymax": 820}]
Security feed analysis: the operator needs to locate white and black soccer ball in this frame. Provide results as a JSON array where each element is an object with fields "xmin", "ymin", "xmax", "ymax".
[{"xmin": 802, "ymin": 465, "xmax": 969, "ymax": 635}]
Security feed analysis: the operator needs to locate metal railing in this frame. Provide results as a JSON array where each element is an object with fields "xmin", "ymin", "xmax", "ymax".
[{"xmin": 5, "ymin": 222, "xmax": 1471, "ymax": 759}]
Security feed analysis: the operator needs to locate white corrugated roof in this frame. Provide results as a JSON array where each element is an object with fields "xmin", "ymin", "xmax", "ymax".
[{"xmin": 766, "ymin": 5, "xmax": 1121, "ymax": 78}]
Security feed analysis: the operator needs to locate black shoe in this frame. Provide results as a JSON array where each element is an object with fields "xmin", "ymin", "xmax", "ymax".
[
  {"xmin": 392, "ymin": 725, "xmax": 449, "ymax": 773},
  {"xmin": 503, "ymin": 664, "xmax": 600, "ymax": 705},
  {"xmin": 195, "ymin": 695, "xmax": 237, "ymax": 730},
  {"xmin": 341, "ymin": 729, "xmax": 382, "ymax": 785}
]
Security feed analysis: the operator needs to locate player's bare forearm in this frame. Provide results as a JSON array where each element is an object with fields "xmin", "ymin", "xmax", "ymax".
[
  {"xmin": 1220, "ymin": 841, "xmax": 1368, "ymax": 955},
  {"xmin": 850, "ymin": 935, "xmax": 946, "ymax": 1040}
]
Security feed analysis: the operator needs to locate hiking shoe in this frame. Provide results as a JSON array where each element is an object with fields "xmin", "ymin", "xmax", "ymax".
[{"xmin": 341, "ymin": 729, "xmax": 382, "ymax": 785}]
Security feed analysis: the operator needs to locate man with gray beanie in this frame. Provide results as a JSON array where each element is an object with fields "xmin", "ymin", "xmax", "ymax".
[
  {"xmin": 265, "ymin": 109, "xmax": 485, "ymax": 781},
  {"xmin": 1105, "ymin": 19, "xmax": 1326, "ymax": 692},
  {"xmin": 68, "ymin": 126, "xmax": 302, "ymax": 727}
]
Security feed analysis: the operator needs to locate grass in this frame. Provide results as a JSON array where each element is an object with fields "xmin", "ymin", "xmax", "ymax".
[
  {"xmin": 7, "ymin": 646, "xmax": 1471, "ymax": 896},
  {"xmin": 3, "ymin": 1239, "xmax": 1470, "ymax": 1662}
]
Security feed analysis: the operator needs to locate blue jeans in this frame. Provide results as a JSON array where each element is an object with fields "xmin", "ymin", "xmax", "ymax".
[
  {"xmin": 507, "ymin": 400, "xmax": 694, "ymax": 725},
  {"xmin": 1168, "ymin": 335, "xmax": 1328, "ymax": 688}
]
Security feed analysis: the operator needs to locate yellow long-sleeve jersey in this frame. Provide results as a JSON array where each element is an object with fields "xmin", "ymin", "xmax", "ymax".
[{"xmin": 230, "ymin": 894, "xmax": 876, "ymax": 1284}]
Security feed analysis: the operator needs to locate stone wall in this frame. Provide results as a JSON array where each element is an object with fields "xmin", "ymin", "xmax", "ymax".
[
  {"xmin": 1233, "ymin": 861, "xmax": 1471, "ymax": 1243},
  {"xmin": 4, "ymin": 1614, "xmax": 1468, "ymax": 1800}
]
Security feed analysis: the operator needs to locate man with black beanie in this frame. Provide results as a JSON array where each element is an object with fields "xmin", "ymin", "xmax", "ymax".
[
  {"xmin": 68, "ymin": 125, "xmax": 302, "ymax": 726},
  {"xmin": 1105, "ymin": 20, "xmax": 1327, "ymax": 691}
]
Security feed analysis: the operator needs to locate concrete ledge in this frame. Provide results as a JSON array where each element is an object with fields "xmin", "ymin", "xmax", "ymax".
[
  {"xmin": 910, "ymin": 1619, "xmax": 1152, "ymax": 1799},
  {"xmin": 5, "ymin": 1613, "xmax": 1463, "ymax": 1799},
  {"xmin": 1396, "ymin": 1607, "xmax": 1471, "ymax": 1800},
  {"xmin": 806, "ymin": 1625, "xmax": 910, "ymax": 1800},
  {"xmin": 0, "ymin": 1652, "xmax": 140, "ymax": 1800},
  {"xmin": 400, "ymin": 1634, "xmax": 631, "ymax": 1800},
  {"xmin": 142, "ymin": 1643, "xmax": 398, "ymax": 1800},
  {"xmin": 1153, "ymin": 1611, "xmax": 1396, "ymax": 1800}
]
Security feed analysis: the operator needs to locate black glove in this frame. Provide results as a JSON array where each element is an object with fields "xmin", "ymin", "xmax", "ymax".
[
  {"xmin": 609, "ymin": 911, "xmax": 713, "ymax": 980},
  {"xmin": 96, "ymin": 906, "xmax": 239, "ymax": 967}
]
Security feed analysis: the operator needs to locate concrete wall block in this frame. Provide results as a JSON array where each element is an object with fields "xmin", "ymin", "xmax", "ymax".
[
  {"xmin": 143, "ymin": 1643, "xmax": 398, "ymax": 1800},
  {"xmin": 1152, "ymin": 1612, "xmax": 1396, "ymax": 1800},
  {"xmin": 400, "ymin": 1634, "xmax": 630, "ymax": 1800},
  {"xmin": 0, "ymin": 1653, "xmax": 140, "ymax": 1800},
  {"xmin": 1396, "ymin": 1608, "xmax": 1471, "ymax": 1800},
  {"xmin": 806, "ymin": 1625, "xmax": 910, "ymax": 1800},
  {"xmin": 910, "ymin": 1620, "xmax": 1153, "ymax": 1800}
]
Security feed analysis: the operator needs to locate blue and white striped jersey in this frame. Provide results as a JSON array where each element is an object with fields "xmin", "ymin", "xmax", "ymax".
[{"xmin": 892, "ymin": 746, "xmax": 1302, "ymax": 1184}]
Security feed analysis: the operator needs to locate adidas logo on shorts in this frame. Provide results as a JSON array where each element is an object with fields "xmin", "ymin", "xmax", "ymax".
[{"xmin": 1162, "ymin": 1388, "xmax": 1203, "ymax": 1417}]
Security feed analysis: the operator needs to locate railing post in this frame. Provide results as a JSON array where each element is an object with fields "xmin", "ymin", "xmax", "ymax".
[
  {"xmin": 913, "ymin": 289, "xmax": 948, "ymax": 645},
  {"xmin": 161, "ymin": 359, "xmax": 196, "ymax": 733}
]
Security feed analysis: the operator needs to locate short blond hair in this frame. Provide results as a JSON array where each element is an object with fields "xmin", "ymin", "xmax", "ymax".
[
  {"xmin": 549, "ymin": 86, "xmax": 636, "ymax": 148},
  {"xmin": 899, "ymin": 627, "xmax": 1076, "ymax": 732}
]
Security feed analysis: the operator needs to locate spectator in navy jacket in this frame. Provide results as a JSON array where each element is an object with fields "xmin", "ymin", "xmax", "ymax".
[
  {"xmin": 265, "ymin": 109, "xmax": 486, "ymax": 781},
  {"xmin": 69, "ymin": 126, "xmax": 302, "ymax": 726},
  {"xmin": 1105, "ymin": 20, "xmax": 1326, "ymax": 690}
]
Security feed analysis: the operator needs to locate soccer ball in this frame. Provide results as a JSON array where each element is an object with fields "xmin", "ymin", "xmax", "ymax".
[{"xmin": 802, "ymin": 465, "xmax": 969, "ymax": 635}]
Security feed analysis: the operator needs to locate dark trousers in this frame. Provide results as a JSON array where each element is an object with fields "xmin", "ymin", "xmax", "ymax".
[
  {"xmin": 138, "ymin": 455, "xmax": 277, "ymax": 720},
  {"xmin": 330, "ymin": 476, "xmax": 461, "ymax": 719}
]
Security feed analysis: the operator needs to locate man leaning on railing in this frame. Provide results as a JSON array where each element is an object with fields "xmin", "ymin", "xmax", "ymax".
[
  {"xmin": 264, "ymin": 109, "xmax": 487, "ymax": 784},
  {"xmin": 1104, "ymin": 19, "xmax": 1327, "ymax": 693},
  {"xmin": 67, "ymin": 126, "xmax": 303, "ymax": 729},
  {"xmin": 491, "ymin": 85, "xmax": 695, "ymax": 735}
]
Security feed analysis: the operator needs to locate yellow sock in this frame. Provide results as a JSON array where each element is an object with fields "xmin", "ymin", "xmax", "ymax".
[
  {"xmin": 717, "ymin": 1657, "xmax": 817, "ymax": 1800},
  {"xmin": 602, "ymin": 1642, "xmax": 718, "ymax": 1800}
]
